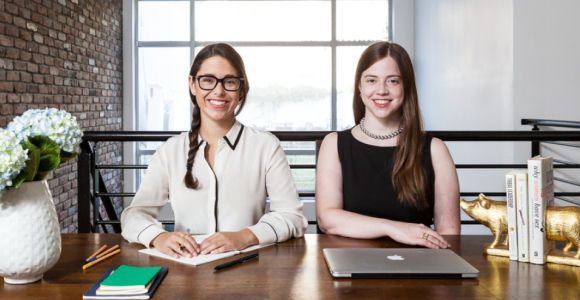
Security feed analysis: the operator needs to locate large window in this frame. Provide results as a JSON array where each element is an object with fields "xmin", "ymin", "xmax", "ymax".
[{"xmin": 135, "ymin": 0, "xmax": 391, "ymax": 192}]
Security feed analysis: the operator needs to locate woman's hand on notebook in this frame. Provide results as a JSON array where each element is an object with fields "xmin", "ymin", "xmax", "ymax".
[
  {"xmin": 199, "ymin": 229, "xmax": 259, "ymax": 255},
  {"xmin": 386, "ymin": 221, "xmax": 450, "ymax": 249},
  {"xmin": 151, "ymin": 232, "xmax": 201, "ymax": 258}
]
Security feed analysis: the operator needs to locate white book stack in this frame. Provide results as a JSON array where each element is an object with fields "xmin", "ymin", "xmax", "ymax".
[
  {"xmin": 527, "ymin": 156, "xmax": 554, "ymax": 264},
  {"xmin": 505, "ymin": 171, "xmax": 520, "ymax": 261},
  {"xmin": 515, "ymin": 171, "xmax": 529, "ymax": 262}
]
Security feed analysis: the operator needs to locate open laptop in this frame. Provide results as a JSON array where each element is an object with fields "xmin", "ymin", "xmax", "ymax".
[{"xmin": 323, "ymin": 248, "xmax": 479, "ymax": 279}]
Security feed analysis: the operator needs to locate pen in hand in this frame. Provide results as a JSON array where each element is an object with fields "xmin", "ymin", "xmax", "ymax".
[{"xmin": 214, "ymin": 253, "xmax": 259, "ymax": 272}]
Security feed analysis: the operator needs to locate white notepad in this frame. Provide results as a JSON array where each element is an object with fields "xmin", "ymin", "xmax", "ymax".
[{"xmin": 138, "ymin": 235, "xmax": 272, "ymax": 266}]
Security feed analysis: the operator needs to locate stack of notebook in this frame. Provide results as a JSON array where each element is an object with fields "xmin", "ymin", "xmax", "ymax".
[{"xmin": 83, "ymin": 265, "xmax": 168, "ymax": 299}]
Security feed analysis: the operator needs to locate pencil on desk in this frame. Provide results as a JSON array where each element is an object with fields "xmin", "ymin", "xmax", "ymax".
[
  {"xmin": 95, "ymin": 244, "xmax": 120, "ymax": 259},
  {"xmin": 85, "ymin": 244, "xmax": 120, "ymax": 263},
  {"xmin": 85, "ymin": 244, "xmax": 108, "ymax": 262},
  {"xmin": 82, "ymin": 248, "xmax": 121, "ymax": 270}
]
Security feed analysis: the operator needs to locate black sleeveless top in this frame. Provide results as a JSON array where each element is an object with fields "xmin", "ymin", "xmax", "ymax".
[{"xmin": 337, "ymin": 129, "xmax": 435, "ymax": 226}]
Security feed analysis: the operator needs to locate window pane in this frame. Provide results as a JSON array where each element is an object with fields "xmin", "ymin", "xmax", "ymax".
[
  {"xmin": 195, "ymin": 1, "xmax": 330, "ymax": 41},
  {"xmin": 287, "ymin": 154, "xmax": 316, "ymax": 165},
  {"xmin": 337, "ymin": 46, "xmax": 366, "ymax": 129},
  {"xmin": 284, "ymin": 141, "xmax": 316, "ymax": 192},
  {"xmin": 138, "ymin": 47, "xmax": 191, "ymax": 131},
  {"xmin": 137, "ymin": 152, "xmax": 153, "ymax": 188},
  {"xmin": 337, "ymin": 0, "xmax": 389, "ymax": 41},
  {"xmin": 231, "ymin": 47, "xmax": 331, "ymax": 130},
  {"xmin": 281, "ymin": 141, "xmax": 315, "ymax": 152},
  {"xmin": 292, "ymin": 169, "xmax": 315, "ymax": 192},
  {"xmin": 138, "ymin": 1, "xmax": 190, "ymax": 41}
]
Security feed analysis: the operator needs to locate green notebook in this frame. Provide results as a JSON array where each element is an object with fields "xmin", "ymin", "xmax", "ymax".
[{"xmin": 100, "ymin": 265, "xmax": 162, "ymax": 290}]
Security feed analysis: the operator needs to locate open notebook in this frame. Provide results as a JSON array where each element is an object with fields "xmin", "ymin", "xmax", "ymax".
[{"xmin": 139, "ymin": 234, "xmax": 273, "ymax": 266}]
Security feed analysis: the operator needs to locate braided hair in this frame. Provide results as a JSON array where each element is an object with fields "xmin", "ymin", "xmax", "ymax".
[{"xmin": 183, "ymin": 43, "xmax": 250, "ymax": 189}]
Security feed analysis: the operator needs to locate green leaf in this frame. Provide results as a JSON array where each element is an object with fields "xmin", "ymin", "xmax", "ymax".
[
  {"xmin": 27, "ymin": 136, "xmax": 61, "ymax": 180},
  {"xmin": 11, "ymin": 172, "xmax": 27, "ymax": 189},
  {"xmin": 19, "ymin": 139, "xmax": 41, "ymax": 182},
  {"xmin": 60, "ymin": 149, "xmax": 79, "ymax": 164}
]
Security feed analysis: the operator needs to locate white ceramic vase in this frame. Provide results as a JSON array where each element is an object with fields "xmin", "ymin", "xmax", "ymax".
[{"xmin": 0, "ymin": 180, "xmax": 62, "ymax": 284}]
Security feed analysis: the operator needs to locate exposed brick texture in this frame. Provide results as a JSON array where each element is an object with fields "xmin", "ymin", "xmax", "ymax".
[{"xmin": 0, "ymin": 0, "xmax": 123, "ymax": 233}]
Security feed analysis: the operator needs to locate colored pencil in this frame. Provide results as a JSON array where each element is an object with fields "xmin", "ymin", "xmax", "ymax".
[
  {"xmin": 85, "ymin": 244, "xmax": 108, "ymax": 262},
  {"xmin": 96, "ymin": 244, "xmax": 120, "ymax": 259},
  {"xmin": 82, "ymin": 249, "xmax": 121, "ymax": 270}
]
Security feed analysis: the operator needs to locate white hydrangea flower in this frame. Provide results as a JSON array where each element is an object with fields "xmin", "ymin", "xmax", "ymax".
[
  {"xmin": 0, "ymin": 129, "xmax": 28, "ymax": 192},
  {"xmin": 7, "ymin": 108, "xmax": 83, "ymax": 153}
]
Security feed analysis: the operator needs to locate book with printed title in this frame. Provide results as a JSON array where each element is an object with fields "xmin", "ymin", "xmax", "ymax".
[
  {"xmin": 515, "ymin": 171, "xmax": 529, "ymax": 262},
  {"xmin": 505, "ymin": 171, "xmax": 520, "ymax": 260},
  {"xmin": 528, "ymin": 156, "xmax": 554, "ymax": 264}
]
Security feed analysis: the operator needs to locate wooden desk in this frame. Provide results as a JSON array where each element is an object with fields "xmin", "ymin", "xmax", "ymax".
[{"xmin": 0, "ymin": 234, "xmax": 577, "ymax": 299}]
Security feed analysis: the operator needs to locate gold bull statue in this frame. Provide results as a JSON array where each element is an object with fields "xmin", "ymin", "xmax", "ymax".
[{"xmin": 460, "ymin": 194, "xmax": 580, "ymax": 266}]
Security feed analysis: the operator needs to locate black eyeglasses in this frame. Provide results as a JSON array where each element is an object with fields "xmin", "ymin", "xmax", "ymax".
[{"xmin": 196, "ymin": 75, "xmax": 243, "ymax": 91}]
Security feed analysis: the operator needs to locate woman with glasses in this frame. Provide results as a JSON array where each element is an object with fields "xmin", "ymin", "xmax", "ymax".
[
  {"xmin": 121, "ymin": 43, "xmax": 307, "ymax": 258},
  {"xmin": 316, "ymin": 41, "xmax": 460, "ymax": 248}
]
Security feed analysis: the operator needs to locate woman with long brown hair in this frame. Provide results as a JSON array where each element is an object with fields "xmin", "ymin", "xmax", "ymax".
[
  {"xmin": 316, "ymin": 41, "xmax": 460, "ymax": 248},
  {"xmin": 122, "ymin": 43, "xmax": 307, "ymax": 258}
]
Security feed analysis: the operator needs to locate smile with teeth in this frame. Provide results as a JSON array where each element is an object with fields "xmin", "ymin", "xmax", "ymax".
[
  {"xmin": 373, "ymin": 99, "xmax": 392, "ymax": 105},
  {"xmin": 208, "ymin": 99, "xmax": 228, "ymax": 107}
]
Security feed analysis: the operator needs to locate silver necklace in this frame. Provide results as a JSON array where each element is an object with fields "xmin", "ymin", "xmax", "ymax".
[{"xmin": 359, "ymin": 117, "xmax": 403, "ymax": 140}]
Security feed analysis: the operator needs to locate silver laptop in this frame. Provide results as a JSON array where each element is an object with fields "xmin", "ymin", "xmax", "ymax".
[{"xmin": 323, "ymin": 248, "xmax": 479, "ymax": 279}]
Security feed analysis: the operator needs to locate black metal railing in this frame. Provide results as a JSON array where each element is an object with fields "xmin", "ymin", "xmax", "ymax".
[
  {"xmin": 78, "ymin": 127, "xmax": 580, "ymax": 233},
  {"xmin": 521, "ymin": 118, "xmax": 580, "ymax": 207}
]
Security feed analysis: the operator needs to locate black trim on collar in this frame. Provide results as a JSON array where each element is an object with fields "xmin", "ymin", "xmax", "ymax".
[
  {"xmin": 223, "ymin": 125, "xmax": 244, "ymax": 150},
  {"xmin": 186, "ymin": 139, "xmax": 205, "ymax": 170},
  {"xmin": 195, "ymin": 139, "xmax": 205, "ymax": 151}
]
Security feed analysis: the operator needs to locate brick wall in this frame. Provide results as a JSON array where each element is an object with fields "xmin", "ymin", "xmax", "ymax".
[{"xmin": 0, "ymin": 0, "xmax": 123, "ymax": 232}]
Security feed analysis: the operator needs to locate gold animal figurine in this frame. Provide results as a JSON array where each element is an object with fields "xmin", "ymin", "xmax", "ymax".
[
  {"xmin": 460, "ymin": 194, "xmax": 509, "ymax": 256},
  {"xmin": 460, "ymin": 194, "xmax": 580, "ymax": 267},
  {"xmin": 545, "ymin": 205, "xmax": 580, "ymax": 265}
]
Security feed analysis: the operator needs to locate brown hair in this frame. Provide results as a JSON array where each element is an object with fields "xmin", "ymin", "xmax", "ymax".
[
  {"xmin": 352, "ymin": 41, "xmax": 428, "ymax": 209},
  {"xmin": 183, "ymin": 43, "xmax": 250, "ymax": 189}
]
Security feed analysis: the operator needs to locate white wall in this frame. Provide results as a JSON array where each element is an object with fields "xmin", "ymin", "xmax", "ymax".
[
  {"xmin": 413, "ymin": 0, "xmax": 580, "ymax": 233},
  {"xmin": 513, "ymin": 0, "xmax": 580, "ymax": 205},
  {"xmin": 391, "ymin": 0, "xmax": 415, "ymax": 59},
  {"xmin": 414, "ymin": 0, "xmax": 514, "ymax": 234},
  {"xmin": 123, "ymin": 0, "xmax": 136, "ymax": 201},
  {"xmin": 513, "ymin": 0, "xmax": 580, "ymax": 127},
  {"xmin": 416, "ymin": 0, "xmax": 514, "ymax": 131}
]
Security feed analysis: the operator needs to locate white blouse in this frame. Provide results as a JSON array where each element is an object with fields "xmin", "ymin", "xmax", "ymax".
[{"xmin": 121, "ymin": 121, "xmax": 308, "ymax": 247}]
